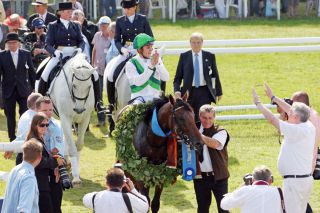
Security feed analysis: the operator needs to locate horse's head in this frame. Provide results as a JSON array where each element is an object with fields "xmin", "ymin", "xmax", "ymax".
[
  {"xmin": 68, "ymin": 54, "xmax": 95, "ymax": 114},
  {"xmin": 167, "ymin": 92, "xmax": 203, "ymax": 151}
]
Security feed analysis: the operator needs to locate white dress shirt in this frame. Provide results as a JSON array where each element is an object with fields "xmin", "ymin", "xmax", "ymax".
[
  {"xmin": 192, "ymin": 50, "xmax": 206, "ymax": 87},
  {"xmin": 83, "ymin": 189, "xmax": 149, "ymax": 213},
  {"xmin": 39, "ymin": 11, "xmax": 47, "ymax": 21},
  {"xmin": 10, "ymin": 49, "xmax": 19, "ymax": 69},
  {"xmin": 221, "ymin": 184, "xmax": 282, "ymax": 213},
  {"xmin": 60, "ymin": 18, "xmax": 69, "ymax": 29},
  {"xmin": 199, "ymin": 125, "xmax": 227, "ymax": 172},
  {"xmin": 127, "ymin": 14, "xmax": 135, "ymax": 23}
]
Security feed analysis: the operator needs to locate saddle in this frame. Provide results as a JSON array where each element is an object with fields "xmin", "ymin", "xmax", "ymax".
[{"xmin": 112, "ymin": 57, "xmax": 131, "ymax": 82}]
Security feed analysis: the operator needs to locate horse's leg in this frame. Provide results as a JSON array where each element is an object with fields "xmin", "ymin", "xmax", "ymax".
[
  {"xmin": 75, "ymin": 113, "xmax": 91, "ymax": 152},
  {"xmin": 60, "ymin": 115, "xmax": 81, "ymax": 186},
  {"xmin": 151, "ymin": 184, "xmax": 164, "ymax": 213},
  {"xmin": 135, "ymin": 181, "xmax": 151, "ymax": 204}
]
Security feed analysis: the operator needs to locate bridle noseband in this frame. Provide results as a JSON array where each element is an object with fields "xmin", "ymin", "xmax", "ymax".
[{"xmin": 71, "ymin": 72, "xmax": 92, "ymax": 102}]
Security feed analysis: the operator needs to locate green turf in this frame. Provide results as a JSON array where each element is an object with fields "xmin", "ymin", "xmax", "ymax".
[{"xmin": 1, "ymin": 18, "xmax": 320, "ymax": 212}]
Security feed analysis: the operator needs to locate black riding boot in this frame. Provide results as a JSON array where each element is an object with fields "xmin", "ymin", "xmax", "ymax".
[
  {"xmin": 106, "ymin": 80, "xmax": 115, "ymax": 134},
  {"xmin": 93, "ymin": 78, "xmax": 106, "ymax": 113},
  {"xmin": 38, "ymin": 78, "xmax": 48, "ymax": 96}
]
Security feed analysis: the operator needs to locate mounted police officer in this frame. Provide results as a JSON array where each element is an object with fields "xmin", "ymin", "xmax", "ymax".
[
  {"xmin": 23, "ymin": 18, "xmax": 49, "ymax": 69},
  {"xmin": 125, "ymin": 33, "xmax": 169, "ymax": 104},
  {"xmin": 38, "ymin": 2, "xmax": 105, "ymax": 113},
  {"xmin": 106, "ymin": 0, "xmax": 153, "ymax": 131}
]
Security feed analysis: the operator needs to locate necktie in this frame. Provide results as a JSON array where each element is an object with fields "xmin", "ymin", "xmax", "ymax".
[
  {"xmin": 194, "ymin": 53, "xmax": 200, "ymax": 88},
  {"xmin": 12, "ymin": 53, "xmax": 18, "ymax": 69}
]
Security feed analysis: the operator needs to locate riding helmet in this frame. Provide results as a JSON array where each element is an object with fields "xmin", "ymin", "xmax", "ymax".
[{"xmin": 133, "ymin": 33, "xmax": 155, "ymax": 49}]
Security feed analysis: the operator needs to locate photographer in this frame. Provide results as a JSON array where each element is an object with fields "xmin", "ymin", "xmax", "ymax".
[
  {"xmin": 221, "ymin": 166, "xmax": 283, "ymax": 213},
  {"xmin": 83, "ymin": 168, "xmax": 149, "ymax": 213},
  {"xmin": 252, "ymin": 83, "xmax": 315, "ymax": 213}
]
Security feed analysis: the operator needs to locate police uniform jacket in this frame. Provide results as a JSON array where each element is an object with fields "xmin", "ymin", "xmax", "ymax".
[
  {"xmin": 0, "ymin": 49, "xmax": 36, "ymax": 99},
  {"xmin": 115, "ymin": 13, "xmax": 153, "ymax": 53},
  {"xmin": 27, "ymin": 12, "xmax": 57, "ymax": 30},
  {"xmin": 45, "ymin": 19, "xmax": 85, "ymax": 56}
]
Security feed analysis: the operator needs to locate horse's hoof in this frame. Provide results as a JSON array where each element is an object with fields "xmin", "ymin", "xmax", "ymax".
[{"xmin": 72, "ymin": 180, "xmax": 82, "ymax": 187}]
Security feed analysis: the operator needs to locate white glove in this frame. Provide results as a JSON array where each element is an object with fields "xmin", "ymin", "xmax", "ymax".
[
  {"xmin": 121, "ymin": 47, "xmax": 129, "ymax": 57},
  {"xmin": 75, "ymin": 48, "xmax": 82, "ymax": 53},
  {"xmin": 54, "ymin": 50, "xmax": 63, "ymax": 58}
]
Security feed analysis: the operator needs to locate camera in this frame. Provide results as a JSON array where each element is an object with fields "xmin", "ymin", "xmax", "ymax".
[
  {"xmin": 243, "ymin": 173, "xmax": 253, "ymax": 185},
  {"xmin": 53, "ymin": 155, "xmax": 73, "ymax": 190},
  {"xmin": 313, "ymin": 148, "xmax": 320, "ymax": 180},
  {"xmin": 272, "ymin": 98, "xmax": 293, "ymax": 106}
]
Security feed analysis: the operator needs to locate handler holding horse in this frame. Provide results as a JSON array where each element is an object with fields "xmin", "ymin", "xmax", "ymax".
[
  {"xmin": 126, "ymin": 33, "xmax": 169, "ymax": 104},
  {"xmin": 37, "ymin": 2, "xmax": 105, "ymax": 114}
]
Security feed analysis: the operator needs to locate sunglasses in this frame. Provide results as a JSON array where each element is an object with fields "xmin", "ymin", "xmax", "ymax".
[{"xmin": 38, "ymin": 123, "xmax": 49, "ymax": 127}]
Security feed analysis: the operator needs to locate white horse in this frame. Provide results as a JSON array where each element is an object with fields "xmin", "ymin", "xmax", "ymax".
[{"xmin": 48, "ymin": 53, "xmax": 95, "ymax": 185}]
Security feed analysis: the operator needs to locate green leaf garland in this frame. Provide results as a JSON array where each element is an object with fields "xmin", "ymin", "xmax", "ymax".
[{"xmin": 113, "ymin": 103, "xmax": 180, "ymax": 187}]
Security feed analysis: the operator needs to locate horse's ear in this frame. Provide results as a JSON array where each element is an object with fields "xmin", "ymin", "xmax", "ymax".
[
  {"xmin": 182, "ymin": 91, "xmax": 189, "ymax": 101},
  {"xmin": 169, "ymin": 94, "xmax": 175, "ymax": 105}
]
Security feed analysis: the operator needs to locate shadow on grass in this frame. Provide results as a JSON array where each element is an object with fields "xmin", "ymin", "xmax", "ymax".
[
  {"xmin": 160, "ymin": 179, "xmax": 195, "ymax": 211},
  {"xmin": 229, "ymin": 156, "xmax": 240, "ymax": 166},
  {"xmin": 83, "ymin": 130, "xmax": 107, "ymax": 150},
  {"xmin": 62, "ymin": 177, "xmax": 105, "ymax": 207}
]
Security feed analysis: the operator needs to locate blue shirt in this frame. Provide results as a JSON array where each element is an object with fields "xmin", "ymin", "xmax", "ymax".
[
  {"xmin": 105, "ymin": 39, "xmax": 119, "ymax": 64},
  {"xmin": 1, "ymin": 161, "xmax": 39, "ymax": 213},
  {"xmin": 44, "ymin": 118, "xmax": 65, "ymax": 157},
  {"xmin": 15, "ymin": 109, "xmax": 37, "ymax": 142}
]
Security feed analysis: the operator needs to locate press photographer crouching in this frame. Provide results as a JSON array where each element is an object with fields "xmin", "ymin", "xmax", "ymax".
[
  {"xmin": 83, "ymin": 167, "xmax": 149, "ymax": 213},
  {"xmin": 221, "ymin": 165, "xmax": 285, "ymax": 213}
]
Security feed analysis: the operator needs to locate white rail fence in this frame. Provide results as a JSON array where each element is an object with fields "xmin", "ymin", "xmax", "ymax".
[{"xmin": 155, "ymin": 37, "xmax": 319, "ymax": 120}]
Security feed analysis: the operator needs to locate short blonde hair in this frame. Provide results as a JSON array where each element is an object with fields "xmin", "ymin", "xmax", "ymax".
[
  {"xmin": 190, "ymin": 32, "xmax": 204, "ymax": 42},
  {"xmin": 199, "ymin": 104, "xmax": 215, "ymax": 116},
  {"xmin": 23, "ymin": 139, "xmax": 43, "ymax": 162}
]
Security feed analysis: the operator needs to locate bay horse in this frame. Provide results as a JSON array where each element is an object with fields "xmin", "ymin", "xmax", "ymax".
[
  {"xmin": 39, "ymin": 53, "xmax": 95, "ymax": 185},
  {"xmin": 121, "ymin": 93, "xmax": 203, "ymax": 213}
]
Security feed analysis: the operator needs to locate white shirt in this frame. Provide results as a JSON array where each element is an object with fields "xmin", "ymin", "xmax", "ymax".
[
  {"xmin": 199, "ymin": 125, "xmax": 227, "ymax": 172},
  {"xmin": 192, "ymin": 50, "xmax": 206, "ymax": 87},
  {"xmin": 60, "ymin": 18, "xmax": 69, "ymax": 29},
  {"xmin": 278, "ymin": 120, "xmax": 315, "ymax": 176},
  {"xmin": 16, "ymin": 109, "xmax": 37, "ymax": 142},
  {"xmin": 83, "ymin": 189, "xmax": 149, "ymax": 213},
  {"xmin": 39, "ymin": 11, "xmax": 47, "ymax": 21},
  {"xmin": 126, "ymin": 54, "xmax": 169, "ymax": 102},
  {"xmin": 10, "ymin": 49, "xmax": 19, "ymax": 69},
  {"xmin": 221, "ymin": 185, "xmax": 282, "ymax": 213},
  {"xmin": 127, "ymin": 14, "xmax": 135, "ymax": 23}
]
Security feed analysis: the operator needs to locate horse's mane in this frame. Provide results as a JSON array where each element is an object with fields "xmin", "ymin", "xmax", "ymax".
[
  {"xmin": 68, "ymin": 53, "xmax": 92, "ymax": 70},
  {"xmin": 144, "ymin": 96, "xmax": 169, "ymax": 123},
  {"xmin": 174, "ymin": 98, "xmax": 193, "ymax": 112}
]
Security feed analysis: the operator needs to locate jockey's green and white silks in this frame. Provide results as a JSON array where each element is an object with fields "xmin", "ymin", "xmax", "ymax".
[{"xmin": 129, "ymin": 58, "xmax": 161, "ymax": 93}]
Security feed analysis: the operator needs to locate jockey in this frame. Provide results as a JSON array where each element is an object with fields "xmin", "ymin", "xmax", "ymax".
[
  {"xmin": 38, "ymin": 2, "xmax": 105, "ymax": 113},
  {"xmin": 106, "ymin": 0, "xmax": 153, "ymax": 110},
  {"xmin": 125, "ymin": 33, "xmax": 169, "ymax": 104}
]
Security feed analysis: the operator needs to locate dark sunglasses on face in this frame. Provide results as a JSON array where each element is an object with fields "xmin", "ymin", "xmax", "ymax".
[{"xmin": 38, "ymin": 123, "xmax": 49, "ymax": 127}]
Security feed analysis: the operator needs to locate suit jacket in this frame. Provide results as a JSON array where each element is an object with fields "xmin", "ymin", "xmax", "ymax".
[
  {"xmin": 0, "ymin": 49, "xmax": 36, "ymax": 99},
  {"xmin": 26, "ymin": 12, "xmax": 57, "ymax": 30},
  {"xmin": 173, "ymin": 50, "xmax": 222, "ymax": 103},
  {"xmin": 45, "ymin": 19, "xmax": 85, "ymax": 55},
  {"xmin": 115, "ymin": 13, "xmax": 153, "ymax": 53},
  {"xmin": 0, "ymin": 24, "xmax": 9, "ymax": 50}
]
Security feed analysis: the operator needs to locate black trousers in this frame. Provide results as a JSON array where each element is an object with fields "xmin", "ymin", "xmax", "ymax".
[
  {"xmin": 189, "ymin": 86, "xmax": 214, "ymax": 122},
  {"xmin": 39, "ymin": 191, "xmax": 54, "ymax": 213},
  {"xmin": 49, "ymin": 175, "xmax": 63, "ymax": 213},
  {"xmin": 193, "ymin": 176, "xmax": 229, "ymax": 213},
  {"xmin": 3, "ymin": 89, "xmax": 28, "ymax": 141}
]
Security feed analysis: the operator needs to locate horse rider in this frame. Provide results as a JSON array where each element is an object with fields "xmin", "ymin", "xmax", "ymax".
[
  {"xmin": 106, "ymin": 0, "xmax": 153, "ymax": 111},
  {"xmin": 23, "ymin": 18, "xmax": 49, "ymax": 69},
  {"xmin": 125, "ymin": 33, "xmax": 169, "ymax": 105},
  {"xmin": 37, "ymin": 2, "xmax": 105, "ymax": 113}
]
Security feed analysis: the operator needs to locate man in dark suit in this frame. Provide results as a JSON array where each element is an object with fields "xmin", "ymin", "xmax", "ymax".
[
  {"xmin": 27, "ymin": 0, "xmax": 57, "ymax": 31},
  {"xmin": 0, "ymin": 32, "xmax": 36, "ymax": 141},
  {"xmin": 173, "ymin": 32, "xmax": 223, "ymax": 122}
]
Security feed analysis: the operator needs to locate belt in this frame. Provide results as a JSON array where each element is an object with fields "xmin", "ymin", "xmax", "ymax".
[
  {"xmin": 283, "ymin": 174, "xmax": 312, "ymax": 179},
  {"xmin": 192, "ymin": 85, "xmax": 207, "ymax": 89},
  {"xmin": 201, "ymin": 171, "xmax": 214, "ymax": 177}
]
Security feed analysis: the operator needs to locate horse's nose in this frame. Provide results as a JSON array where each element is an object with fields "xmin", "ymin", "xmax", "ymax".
[{"xmin": 73, "ymin": 108, "xmax": 86, "ymax": 114}]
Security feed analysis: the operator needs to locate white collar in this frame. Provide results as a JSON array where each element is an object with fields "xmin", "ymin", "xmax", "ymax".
[
  {"xmin": 39, "ymin": 11, "xmax": 47, "ymax": 18},
  {"xmin": 10, "ymin": 49, "xmax": 19, "ymax": 54},
  {"xmin": 60, "ymin": 18, "xmax": 70, "ymax": 28},
  {"xmin": 127, "ymin": 14, "xmax": 135, "ymax": 23},
  {"xmin": 192, "ymin": 50, "xmax": 202, "ymax": 57}
]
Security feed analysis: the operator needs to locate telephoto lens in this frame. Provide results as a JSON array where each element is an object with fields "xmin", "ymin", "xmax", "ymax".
[
  {"xmin": 59, "ymin": 165, "xmax": 73, "ymax": 190},
  {"xmin": 313, "ymin": 148, "xmax": 320, "ymax": 180}
]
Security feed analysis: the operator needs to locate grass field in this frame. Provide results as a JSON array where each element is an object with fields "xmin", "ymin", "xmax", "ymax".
[{"xmin": 1, "ymin": 17, "xmax": 320, "ymax": 212}]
